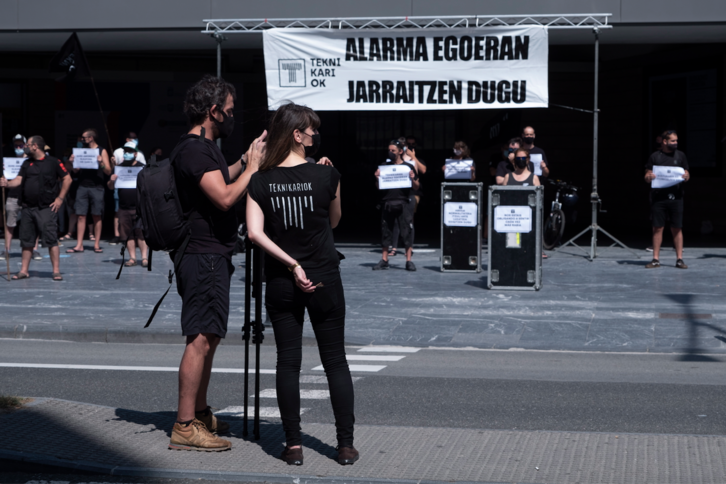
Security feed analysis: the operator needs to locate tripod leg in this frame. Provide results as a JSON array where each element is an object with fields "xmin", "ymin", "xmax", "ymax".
[
  {"xmin": 596, "ymin": 226, "xmax": 642, "ymax": 259},
  {"xmin": 556, "ymin": 225, "xmax": 593, "ymax": 257},
  {"xmin": 242, "ymin": 239, "xmax": 252, "ymax": 437},
  {"xmin": 252, "ymin": 243, "xmax": 264, "ymax": 440}
]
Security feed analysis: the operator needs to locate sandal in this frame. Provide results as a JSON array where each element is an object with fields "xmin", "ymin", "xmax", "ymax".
[
  {"xmin": 59, "ymin": 234, "xmax": 73, "ymax": 241},
  {"xmin": 388, "ymin": 248, "xmax": 397, "ymax": 256},
  {"xmin": 124, "ymin": 259, "xmax": 137, "ymax": 267},
  {"xmin": 12, "ymin": 272, "xmax": 29, "ymax": 280},
  {"xmin": 52, "ymin": 273, "xmax": 63, "ymax": 281},
  {"xmin": 94, "ymin": 248, "xmax": 103, "ymax": 253},
  {"xmin": 66, "ymin": 248, "xmax": 84, "ymax": 253},
  {"xmin": 141, "ymin": 259, "xmax": 148, "ymax": 268}
]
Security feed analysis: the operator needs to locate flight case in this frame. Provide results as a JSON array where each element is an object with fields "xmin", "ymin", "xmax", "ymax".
[
  {"xmin": 487, "ymin": 185, "xmax": 543, "ymax": 290},
  {"xmin": 440, "ymin": 182, "xmax": 482, "ymax": 272}
]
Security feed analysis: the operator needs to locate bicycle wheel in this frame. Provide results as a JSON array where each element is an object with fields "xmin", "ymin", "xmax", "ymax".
[{"xmin": 543, "ymin": 209, "xmax": 566, "ymax": 250}]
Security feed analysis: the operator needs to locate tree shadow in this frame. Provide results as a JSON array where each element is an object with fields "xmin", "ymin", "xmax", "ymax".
[{"xmin": 663, "ymin": 294, "xmax": 725, "ymax": 362}]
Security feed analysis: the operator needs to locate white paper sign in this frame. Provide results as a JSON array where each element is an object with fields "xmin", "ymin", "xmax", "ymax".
[
  {"xmin": 444, "ymin": 202, "xmax": 478, "ymax": 227},
  {"xmin": 444, "ymin": 159, "xmax": 473, "ymax": 180},
  {"xmin": 494, "ymin": 205, "xmax": 533, "ymax": 233},
  {"xmin": 73, "ymin": 148, "xmax": 100, "ymax": 170},
  {"xmin": 263, "ymin": 26, "xmax": 549, "ymax": 111},
  {"xmin": 378, "ymin": 164, "xmax": 412, "ymax": 190},
  {"xmin": 114, "ymin": 166, "xmax": 143, "ymax": 189},
  {"xmin": 530, "ymin": 153, "xmax": 543, "ymax": 176},
  {"xmin": 652, "ymin": 165, "xmax": 685, "ymax": 189},
  {"xmin": 3, "ymin": 157, "xmax": 24, "ymax": 180}
]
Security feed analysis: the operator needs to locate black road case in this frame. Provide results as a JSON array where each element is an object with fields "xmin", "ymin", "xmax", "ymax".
[
  {"xmin": 487, "ymin": 186, "xmax": 543, "ymax": 290},
  {"xmin": 441, "ymin": 182, "xmax": 482, "ymax": 272}
]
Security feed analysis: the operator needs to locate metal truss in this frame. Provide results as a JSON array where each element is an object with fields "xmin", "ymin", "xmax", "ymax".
[{"xmin": 201, "ymin": 14, "xmax": 612, "ymax": 34}]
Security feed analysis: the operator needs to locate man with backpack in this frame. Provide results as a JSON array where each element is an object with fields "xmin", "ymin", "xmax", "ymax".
[
  {"xmin": 164, "ymin": 75, "xmax": 266, "ymax": 452},
  {"xmin": 0, "ymin": 135, "xmax": 71, "ymax": 280}
]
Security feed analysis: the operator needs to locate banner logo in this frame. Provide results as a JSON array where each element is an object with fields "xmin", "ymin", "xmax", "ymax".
[{"xmin": 279, "ymin": 59, "xmax": 306, "ymax": 87}]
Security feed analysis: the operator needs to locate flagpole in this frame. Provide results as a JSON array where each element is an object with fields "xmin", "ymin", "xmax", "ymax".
[{"xmin": 89, "ymin": 76, "xmax": 113, "ymax": 152}]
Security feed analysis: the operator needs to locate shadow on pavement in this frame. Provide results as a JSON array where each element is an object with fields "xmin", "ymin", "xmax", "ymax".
[
  {"xmin": 698, "ymin": 253, "xmax": 726, "ymax": 259},
  {"xmin": 664, "ymin": 294, "xmax": 725, "ymax": 362},
  {"xmin": 616, "ymin": 260, "xmax": 650, "ymax": 266}
]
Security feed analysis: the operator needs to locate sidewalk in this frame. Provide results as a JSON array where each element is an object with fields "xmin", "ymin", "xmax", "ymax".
[
  {"xmin": 1, "ymin": 240, "xmax": 725, "ymax": 354},
  {"xmin": 3, "ymin": 398, "xmax": 725, "ymax": 484}
]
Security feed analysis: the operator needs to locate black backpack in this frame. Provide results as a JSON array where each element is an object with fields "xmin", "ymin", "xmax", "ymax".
[{"xmin": 124, "ymin": 132, "xmax": 206, "ymax": 327}]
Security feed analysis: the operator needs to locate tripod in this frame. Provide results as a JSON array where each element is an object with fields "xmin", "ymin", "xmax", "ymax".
[{"xmin": 242, "ymin": 236, "xmax": 265, "ymax": 439}]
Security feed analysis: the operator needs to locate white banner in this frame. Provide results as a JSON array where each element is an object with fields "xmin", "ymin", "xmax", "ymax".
[
  {"xmin": 114, "ymin": 166, "xmax": 143, "ymax": 189},
  {"xmin": 494, "ymin": 206, "xmax": 532, "ymax": 233},
  {"xmin": 73, "ymin": 148, "xmax": 99, "ymax": 170},
  {"xmin": 444, "ymin": 202, "xmax": 478, "ymax": 227},
  {"xmin": 3, "ymin": 157, "xmax": 24, "ymax": 180},
  {"xmin": 652, "ymin": 165, "xmax": 685, "ymax": 189},
  {"xmin": 263, "ymin": 26, "xmax": 548, "ymax": 111},
  {"xmin": 378, "ymin": 164, "xmax": 412, "ymax": 190}
]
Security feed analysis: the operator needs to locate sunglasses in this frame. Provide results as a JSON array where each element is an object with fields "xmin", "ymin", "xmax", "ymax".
[{"xmin": 515, "ymin": 157, "xmax": 528, "ymax": 161}]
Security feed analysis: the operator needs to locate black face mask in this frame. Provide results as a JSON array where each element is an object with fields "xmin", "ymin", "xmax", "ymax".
[
  {"xmin": 666, "ymin": 143, "xmax": 678, "ymax": 152},
  {"xmin": 212, "ymin": 109, "xmax": 235, "ymax": 139},
  {"xmin": 302, "ymin": 132, "xmax": 321, "ymax": 157},
  {"xmin": 388, "ymin": 150, "xmax": 399, "ymax": 161},
  {"xmin": 23, "ymin": 146, "xmax": 32, "ymax": 155},
  {"xmin": 514, "ymin": 156, "xmax": 529, "ymax": 169},
  {"xmin": 523, "ymin": 136, "xmax": 534, "ymax": 144}
]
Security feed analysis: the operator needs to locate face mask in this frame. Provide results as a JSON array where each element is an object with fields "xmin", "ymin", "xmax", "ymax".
[
  {"xmin": 667, "ymin": 143, "xmax": 677, "ymax": 151},
  {"xmin": 14, "ymin": 148, "xmax": 24, "ymax": 156},
  {"xmin": 388, "ymin": 150, "xmax": 398, "ymax": 161},
  {"xmin": 123, "ymin": 152, "xmax": 135, "ymax": 161},
  {"xmin": 304, "ymin": 133, "xmax": 321, "ymax": 158},
  {"xmin": 514, "ymin": 156, "xmax": 529, "ymax": 169},
  {"xmin": 77, "ymin": 141, "xmax": 84, "ymax": 148},
  {"xmin": 130, "ymin": 139, "xmax": 139, "ymax": 148},
  {"xmin": 211, "ymin": 109, "xmax": 234, "ymax": 139},
  {"xmin": 453, "ymin": 149, "xmax": 462, "ymax": 156},
  {"xmin": 523, "ymin": 136, "xmax": 534, "ymax": 144}
]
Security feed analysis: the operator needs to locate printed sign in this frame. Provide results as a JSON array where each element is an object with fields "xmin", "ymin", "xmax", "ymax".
[
  {"xmin": 444, "ymin": 159, "xmax": 473, "ymax": 180},
  {"xmin": 2, "ymin": 157, "xmax": 24, "ymax": 180},
  {"xmin": 494, "ymin": 205, "xmax": 532, "ymax": 233},
  {"xmin": 73, "ymin": 148, "xmax": 100, "ymax": 170},
  {"xmin": 444, "ymin": 202, "xmax": 478, "ymax": 227},
  {"xmin": 530, "ymin": 153, "xmax": 543, "ymax": 176},
  {"xmin": 652, "ymin": 165, "xmax": 685, "ymax": 189},
  {"xmin": 263, "ymin": 26, "xmax": 548, "ymax": 111},
  {"xmin": 114, "ymin": 166, "xmax": 143, "ymax": 189},
  {"xmin": 378, "ymin": 164, "xmax": 412, "ymax": 190}
]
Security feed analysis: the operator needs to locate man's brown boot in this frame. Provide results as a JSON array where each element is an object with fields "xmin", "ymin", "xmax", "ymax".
[
  {"xmin": 195, "ymin": 406, "xmax": 230, "ymax": 435},
  {"xmin": 169, "ymin": 419, "xmax": 231, "ymax": 452}
]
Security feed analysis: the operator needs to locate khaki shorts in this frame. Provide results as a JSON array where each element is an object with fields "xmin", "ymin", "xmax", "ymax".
[{"xmin": 5, "ymin": 197, "xmax": 20, "ymax": 228}]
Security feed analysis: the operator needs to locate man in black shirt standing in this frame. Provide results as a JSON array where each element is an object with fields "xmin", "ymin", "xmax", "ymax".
[
  {"xmin": 521, "ymin": 126, "xmax": 550, "ymax": 179},
  {"xmin": 0, "ymin": 136, "xmax": 71, "ymax": 280},
  {"xmin": 644, "ymin": 130, "xmax": 689, "ymax": 269}
]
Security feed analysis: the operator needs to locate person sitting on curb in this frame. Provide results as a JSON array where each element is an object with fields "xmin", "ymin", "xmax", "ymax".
[{"xmin": 0, "ymin": 135, "xmax": 71, "ymax": 281}]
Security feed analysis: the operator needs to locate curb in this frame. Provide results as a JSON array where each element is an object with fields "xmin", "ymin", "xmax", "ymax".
[{"xmin": 0, "ymin": 448, "xmax": 517, "ymax": 484}]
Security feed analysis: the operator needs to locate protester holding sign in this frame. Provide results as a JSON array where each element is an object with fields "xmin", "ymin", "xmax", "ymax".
[
  {"xmin": 107, "ymin": 142, "xmax": 147, "ymax": 267},
  {"xmin": 1, "ymin": 134, "xmax": 28, "ymax": 260},
  {"xmin": 0, "ymin": 136, "xmax": 71, "ymax": 281},
  {"xmin": 374, "ymin": 140, "xmax": 418, "ymax": 271},
  {"xmin": 644, "ymin": 130, "xmax": 690, "ymax": 269},
  {"xmin": 442, "ymin": 141, "xmax": 475, "ymax": 182},
  {"xmin": 247, "ymin": 101, "xmax": 358, "ymax": 466},
  {"xmin": 521, "ymin": 126, "xmax": 549, "ymax": 178},
  {"xmin": 67, "ymin": 128, "xmax": 111, "ymax": 254}
]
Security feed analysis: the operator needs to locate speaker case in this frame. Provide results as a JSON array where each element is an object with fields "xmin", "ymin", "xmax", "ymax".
[
  {"xmin": 487, "ymin": 185, "xmax": 543, "ymax": 290},
  {"xmin": 440, "ymin": 182, "xmax": 483, "ymax": 273}
]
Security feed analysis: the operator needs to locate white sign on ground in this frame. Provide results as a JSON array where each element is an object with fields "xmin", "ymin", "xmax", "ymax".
[
  {"xmin": 652, "ymin": 165, "xmax": 685, "ymax": 189},
  {"xmin": 378, "ymin": 164, "xmax": 412, "ymax": 190},
  {"xmin": 263, "ymin": 26, "xmax": 548, "ymax": 110},
  {"xmin": 73, "ymin": 148, "xmax": 100, "ymax": 170},
  {"xmin": 494, "ymin": 205, "xmax": 532, "ymax": 233},
  {"xmin": 444, "ymin": 202, "xmax": 478, "ymax": 227}
]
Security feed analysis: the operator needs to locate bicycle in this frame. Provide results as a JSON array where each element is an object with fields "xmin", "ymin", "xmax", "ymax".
[{"xmin": 543, "ymin": 179, "xmax": 579, "ymax": 250}]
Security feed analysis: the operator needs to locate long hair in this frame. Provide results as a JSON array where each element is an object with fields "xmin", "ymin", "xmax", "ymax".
[
  {"xmin": 260, "ymin": 102, "xmax": 321, "ymax": 171},
  {"xmin": 453, "ymin": 140, "xmax": 471, "ymax": 159}
]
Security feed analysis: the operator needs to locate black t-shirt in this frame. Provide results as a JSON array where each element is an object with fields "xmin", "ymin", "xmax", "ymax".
[
  {"xmin": 248, "ymin": 163, "xmax": 341, "ymax": 278},
  {"xmin": 77, "ymin": 147, "xmax": 107, "ymax": 188},
  {"xmin": 174, "ymin": 134, "xmax": 238, "ymax": 258},
  {"xmin": 18, "ymin": 156, "xmax": 68, "ymax": 208},
  {"xmin": 380, "ymin": 161, "xmax": 417, "ymax": 202},
  {"xmin": 645, "ymin": 149, "xmax": 689, "ymax": 201},
  {"xmin": 117, "ymin": 160, "xmax": 138, "ymax": 210}
]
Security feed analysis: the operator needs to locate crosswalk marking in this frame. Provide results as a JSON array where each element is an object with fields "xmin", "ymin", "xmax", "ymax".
[
  {"xmin": 216, "ymin": 406, "xmax": 306, "ymax": 418},
  {"xmin": 313, "ymin": 364, "xmax": 386, "ymax": 372},
  {"xmin": 258, "ymin": 389, "xmax": 330, "ymax": 399},
  {"xmin": 0, "ymin": 363, "xmax": 276, "ymax": 374},
  {"xmin": 347, "ymin": 354, "xmax": 406, "ymax": 361},
  {"xmin": 357, "ymin": 346, "xmax": 420, "ymax": 353}
]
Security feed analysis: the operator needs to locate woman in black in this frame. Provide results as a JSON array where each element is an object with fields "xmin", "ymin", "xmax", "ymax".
[
  {"xmin": 247, "ymin": 102, "xmax": 357, "ymax": 467},
  {"xmin": 503, "ymin": 149, "xmax": 540, "ymax": 187}
]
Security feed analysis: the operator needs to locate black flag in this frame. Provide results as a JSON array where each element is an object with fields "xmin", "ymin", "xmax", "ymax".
[{"xmin": 49, "ymin": 32, "xmax": 91, "ymax": 82}]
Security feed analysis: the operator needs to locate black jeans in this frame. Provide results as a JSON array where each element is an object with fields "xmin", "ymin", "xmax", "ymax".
[{"xmin": 265, "ymin": 269, "xmax": 354, "ymax": 447}]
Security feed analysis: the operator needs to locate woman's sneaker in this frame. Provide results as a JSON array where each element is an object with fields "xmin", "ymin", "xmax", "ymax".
[
  {"xmin": 168, "ymin": 419, "xmax": 231, "ymax": 452},
  {"xmin": 645, "ymin": 259, "xmax": 661, "ymax": 269}
]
